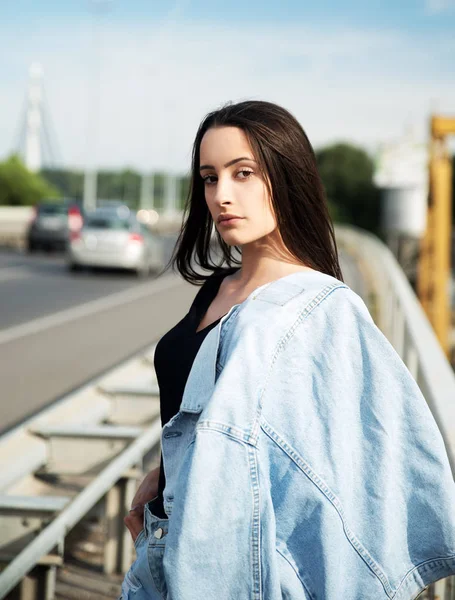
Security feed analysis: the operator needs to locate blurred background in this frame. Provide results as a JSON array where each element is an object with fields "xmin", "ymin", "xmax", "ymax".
[{"xmin": 1, "ymin": 1, "xmax": 455, "ymax": 598}]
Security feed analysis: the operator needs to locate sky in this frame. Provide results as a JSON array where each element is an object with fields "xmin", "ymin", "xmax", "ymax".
[{"xmin": 0, "ymin": 0, "xmax": 454, "ymax": 172}]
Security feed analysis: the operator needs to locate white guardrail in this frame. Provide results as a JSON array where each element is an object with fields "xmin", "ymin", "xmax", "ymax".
[
  {"xmin": 336, "ymin": 225, "xmax": 455, "ymax": 600},
  {"xmin": 0, "ymin": 343, "xmax": 162, "ymax": 598},
  {"xmin": 0, "ymin": 226, "xmax": 454, "ymax": 598},
  {"xmin": 0, "ymin": 207, "xmax": 34, "ymax": 247}
]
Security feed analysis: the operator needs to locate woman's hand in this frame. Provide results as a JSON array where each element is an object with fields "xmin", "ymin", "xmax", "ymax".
[{"xmin": 124, "ymin": 466, "xmax": 160, "ymax": 542}]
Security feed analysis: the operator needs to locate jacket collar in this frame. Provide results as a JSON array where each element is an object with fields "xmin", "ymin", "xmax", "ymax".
[{"xmin": 179, "ymin": 269, "xmax": 341, "ymax": 414}]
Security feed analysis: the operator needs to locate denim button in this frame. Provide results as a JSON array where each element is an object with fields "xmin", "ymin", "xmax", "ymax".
[{"xmin": 154, "ymin": 527, "xmax": 164, "ymax": 539}]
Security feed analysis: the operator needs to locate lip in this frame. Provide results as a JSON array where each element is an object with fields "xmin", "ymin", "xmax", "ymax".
[
  {"xmin": 218, "ymin": 217, "xmax": 243, "ymax": 226},
  {"xmin": 217, "ymin": 214, "xmax": 244, "ymax": 224}
]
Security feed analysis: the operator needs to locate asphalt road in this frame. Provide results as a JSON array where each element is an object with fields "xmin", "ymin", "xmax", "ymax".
[
  {"xmin": 0, "ymin": 245, "xmax": 365, "ymax": 434},
  {"xmin": 0, "ymin": 237, "xmax": 178, "ymax": 330}
]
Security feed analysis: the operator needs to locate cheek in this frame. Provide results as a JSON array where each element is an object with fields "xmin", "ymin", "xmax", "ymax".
[
  {"xmin": 251, "ymin": 184, "xmax": 275, "ymax": 220},
  {"xmin": 256, "ymin": 196, "xmax": 277, "ymax": 233}
]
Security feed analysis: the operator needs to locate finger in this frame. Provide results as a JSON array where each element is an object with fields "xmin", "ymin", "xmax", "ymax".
[
  {"xmin": 125, "ymin": 509, "xmax": 143, "ymax": 532},
  {"xmin": 125, "ymin": 510, "xmax": 143, "ymax": 529},
  {"xmin": 130, "ymin": 504, "xmax": 145, "ymax": 519}
]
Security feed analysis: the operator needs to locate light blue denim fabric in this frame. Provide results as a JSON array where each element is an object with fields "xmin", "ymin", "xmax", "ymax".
[
  {"xmin": 119, "ymin": 500, "xmax": 169, "ymax": 599},
  {"xmin": 122, "ymin": 270, "xmax": 455, "ymax": 599}
]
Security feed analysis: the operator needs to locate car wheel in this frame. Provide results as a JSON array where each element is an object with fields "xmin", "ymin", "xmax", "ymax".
[
  {"xmin": 68, "ymin": 262, "xmax": 82, "ymax": 273},
  {"xmin": 27, "ymin": 241, "xmax": 37, "ymax": 253}
]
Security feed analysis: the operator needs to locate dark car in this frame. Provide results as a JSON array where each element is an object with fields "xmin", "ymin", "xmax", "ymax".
[{"xmin": 26, "ymin": 200, "xmax": 84, "ymax": 252}]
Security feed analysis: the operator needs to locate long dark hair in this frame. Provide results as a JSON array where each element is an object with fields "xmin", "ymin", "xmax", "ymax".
[{"xmin": 167, "ymin": 100, "xmax": 343, "ymax": 284}]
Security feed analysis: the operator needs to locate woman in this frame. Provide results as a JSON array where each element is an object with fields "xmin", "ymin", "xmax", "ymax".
[{"xmin": 121, "ymin": 100, "xmax": 455, "ymax": 599}]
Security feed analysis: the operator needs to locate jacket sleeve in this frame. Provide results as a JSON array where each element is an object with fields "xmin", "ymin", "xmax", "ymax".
[
  {"xmin": 163, "ymin": 428, "xmax": 259, "ymax": 599},
  {"xmin": 261, "ymin": 286, "xmax": 455, "ymax": 599}
]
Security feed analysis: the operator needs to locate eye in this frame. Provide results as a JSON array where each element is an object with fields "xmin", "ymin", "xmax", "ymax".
[
  {"xmin": 237, "ymin": 169, "xmax": 254, "ymax": 180},
  {"xmin": 202, "ymin": 174, "xmax": 217, "ymax": 185}
]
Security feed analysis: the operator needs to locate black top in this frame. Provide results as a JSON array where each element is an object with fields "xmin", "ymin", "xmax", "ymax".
[{"xmin": 152, "ymin": 267, "xmax": 240, "ymax": 518}]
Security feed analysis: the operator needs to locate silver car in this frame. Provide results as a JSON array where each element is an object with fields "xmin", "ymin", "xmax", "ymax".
[{"xmin": 67, "ymin": 207, "xmax": 163, "ymax": 276}]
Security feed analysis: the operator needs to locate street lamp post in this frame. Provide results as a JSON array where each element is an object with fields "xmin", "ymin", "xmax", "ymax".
[{"xmin": 83, "ymin": 0, "xmax": 113, "ymax": 211}]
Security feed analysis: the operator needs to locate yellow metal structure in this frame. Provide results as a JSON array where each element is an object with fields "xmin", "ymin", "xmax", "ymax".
[{"xmin": 417, "ymin": 116, "xmax": 455, "ymax": 356}]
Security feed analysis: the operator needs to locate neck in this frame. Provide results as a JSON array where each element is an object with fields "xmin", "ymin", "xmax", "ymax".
[{"xmin": 228, "ymin": 231, "xmax": 311, "ymax": 290}]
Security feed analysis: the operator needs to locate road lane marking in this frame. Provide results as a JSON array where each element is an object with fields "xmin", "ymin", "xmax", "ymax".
[{"xmin": 0, "ymin": 273, "xmax": 183, "ymax": 346}]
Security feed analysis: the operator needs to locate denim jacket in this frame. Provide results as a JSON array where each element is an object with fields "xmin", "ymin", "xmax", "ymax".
[{"xmin": 122, "ymin": 270, "xmax": 455, "ymax": 600}]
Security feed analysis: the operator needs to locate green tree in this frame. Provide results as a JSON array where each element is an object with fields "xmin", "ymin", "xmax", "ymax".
[
  {"xmin": 315, "ymin": 143, "xmax": 381, "ymax": 234},
  {"xmin": 39, "ymin": 167, "xmax": 191, "ymax": 211},
  {"xmin": 151, "ymin": 172, "xmax": 166, "ymax": 210},
  {"xmin": 40, "ymin": 168, "xmax": 84, "ymax": 199},
  {"xmin": 0, "ymin": 155, "xmax": 60, "ymax": 206},
  {"xmin": 178, "ymin": 175, "xmax": 190, "ymax": 209},
  {"xmin": 97, "ymin": 168, "xmax": 141, "ymax": 208}
]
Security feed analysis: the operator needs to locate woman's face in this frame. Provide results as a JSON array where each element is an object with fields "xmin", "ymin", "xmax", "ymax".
[{"xmin": 199, "ymin": 126, "xmax": 277, "ymax": 247}]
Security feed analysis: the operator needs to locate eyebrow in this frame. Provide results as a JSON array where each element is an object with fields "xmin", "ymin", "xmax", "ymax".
[{"xmin": 199, "ymin": 157, "xmax": 256, "ymax": 171}]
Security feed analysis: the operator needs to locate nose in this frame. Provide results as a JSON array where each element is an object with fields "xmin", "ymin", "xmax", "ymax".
[{"xmin": 212, "ymin": 174, "xmax": 233, "ymax": 206}]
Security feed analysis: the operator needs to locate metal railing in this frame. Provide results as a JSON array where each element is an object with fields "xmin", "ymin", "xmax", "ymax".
[
  {"xmin": 0, "ymin": 342, "xmax": 162, "ymax": 598},
  {"xmin": 336, "ymin": 226, "xmax": 455, "ymax": 599},
  {"xmin": 0, "ymin": 422, "xmax": 161, "ymax": 598}
]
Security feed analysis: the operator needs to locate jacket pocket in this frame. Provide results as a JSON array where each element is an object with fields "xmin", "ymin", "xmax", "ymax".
[
  {"xmin": 147, "ymin": 544, "xmax": 168, "ymax": 599},
  {"xmin": 134, "ymin": 528, "xmax": 146, "ymax": 550}
]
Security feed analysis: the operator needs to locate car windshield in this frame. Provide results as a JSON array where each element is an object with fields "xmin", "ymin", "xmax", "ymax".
[
  {"xmin": 84, "ymin": 217, "xmax": 131, "ymax": 230},
  {"xmin": 38, "ymin": 204, "xmax": 68, "ymax": 216}
]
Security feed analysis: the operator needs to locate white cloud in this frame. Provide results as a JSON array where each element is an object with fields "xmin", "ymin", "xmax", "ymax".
[
  {"xmin": 0, "ymin": 20, "xmax": 454, "ymax": 171},
  {"xmin": 425, "ymin": 0, "xmax": 455, "ymax": 14}
]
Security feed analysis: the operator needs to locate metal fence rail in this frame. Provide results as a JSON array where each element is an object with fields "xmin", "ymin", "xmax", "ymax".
[
  {"xmin": 0, "ymin": 342, "xmax": 161, "ymax": 599},
  {"xmin": 336, "ymin": 226, "xmax": 455, "ymax": 599},
  {"xmin": 336, "ymin": 226, "xmax": 455, "ymax": 467},
  {"xmin": 0, "ymin": 421, "xmax": 161, "ymax": 598}
]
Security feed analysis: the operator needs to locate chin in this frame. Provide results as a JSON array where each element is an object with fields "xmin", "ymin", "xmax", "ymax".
[
  {"xmin": 219, "ymin": 232, "xmax": 247, "ymax": 246},
  {"xmin": 217, "ymin": 225, "xmax": 266, "ymax": 247}
]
